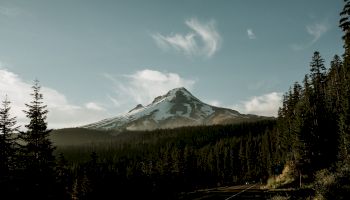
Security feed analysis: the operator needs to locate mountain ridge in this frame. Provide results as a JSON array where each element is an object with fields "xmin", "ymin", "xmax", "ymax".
[{"xmin": 82, "ymin": 87, "xmax": 271, "ymax": 131}]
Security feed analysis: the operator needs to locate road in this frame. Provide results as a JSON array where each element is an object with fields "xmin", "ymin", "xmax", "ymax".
[
  {"xmin": 178, "ymin": 184, "xmax": 274, "ymax": 200},
  {"xmin": 178, "ymin": 183, "xmax": 313, "ymax": 199}
]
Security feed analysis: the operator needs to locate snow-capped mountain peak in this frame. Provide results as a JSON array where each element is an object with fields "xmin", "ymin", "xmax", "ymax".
[
  {"xmin": 150, "ymin": 87, "xmax": 199, "ymax": 104},
  {"xmin": 128, "ymin": 104, "xmax": 144, "ymax": 113},
  {"xmin": 82, "ymin": 87, "xmax": 265, "ymax": 131}
]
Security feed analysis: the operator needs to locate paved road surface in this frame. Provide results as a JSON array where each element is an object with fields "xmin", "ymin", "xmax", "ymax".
[{"xmin": 179, "ymin": 184, "xmax": 275, "ymax": 200}]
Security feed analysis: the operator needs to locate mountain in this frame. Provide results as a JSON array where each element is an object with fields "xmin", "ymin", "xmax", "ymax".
[{"xmin": 82, "ymin": 87, "xmax": 270, "ymax": 131}]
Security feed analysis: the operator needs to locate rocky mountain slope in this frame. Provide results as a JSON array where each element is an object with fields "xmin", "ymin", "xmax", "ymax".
[{"xmin": 82, "ymin": 87, "xmax": 269, "ymax": 131}]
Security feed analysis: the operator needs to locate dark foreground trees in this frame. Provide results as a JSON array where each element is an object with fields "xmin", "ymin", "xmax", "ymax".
[
  {"xmin": 19, "ymin": 80, "xmax": 57, "ymax": 199},
  {"xmin": 0, "ymin": 80, "xmax": 58, "ymax": 199},
  {"xmin": 53, "ymin": 120, "xmax": 279, "ymax": 199},
  {"xmin": 273, "ymin": 1, "xmax": 350, "ymax": 198},
  {"xmin": 0, "ymin": 96, "xmax": 20, "ymax": 196},
  {"xmin": 0, "ymin": 80, "xmax": 282, "ymax": 199}
]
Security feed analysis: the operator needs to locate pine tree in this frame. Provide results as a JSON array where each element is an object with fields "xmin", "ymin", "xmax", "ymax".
[
  {"xmin": 327, "ymin": 55, "xmax": 343, "ymax": 111},
  {"xmin": 289, "ymin": 83, "xmax": 303, "ymax": 164},
  {"xmin": 339, "ymin": 0, "xmax": 350, "ymax": 162},
  {"xmin": 298, "ymin": 75, "xmax": 313, "ymax": 171},
  {"xmin": 308, "ymin": 51, "xmax": 338, "ymax": 169},
  {"xmin": 0, "ymin": 96, "xmax": 19, "ymax": 194},
  {"xmin": 340, "ymin": 0, "xmax": 350, "ymax": 57},
  {"xmin": 20, "ymin": 80, "xmax": 56, "ymax": 199},
  {"xmin": 310, "ymin": 51, "xmax": 327, "ymax": 95}
]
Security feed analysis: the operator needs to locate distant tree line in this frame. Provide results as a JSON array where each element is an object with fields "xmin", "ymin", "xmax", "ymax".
[{"xmin": 54, "ymin": 120, "xmax": 279, "ymax": 199}]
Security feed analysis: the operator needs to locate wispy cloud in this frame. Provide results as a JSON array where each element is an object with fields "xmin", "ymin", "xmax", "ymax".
[
  {"xmin": 206, "ymin": 92, "xmax": 282, "ymax": 117},
  {"xmin": 0, "ymin": 6, "xmax": 20, "ymax": 17},
  {"xmin": 85, "ymin": 102, "xmax": 105, "ymax": 111},
  {"xmin": 306, "ymin": 23, "xmax": 328, "ymax": 43},
  {"xmin": 152, "ymin": 18, "xmax": 221, "ymax": 58},
  {"xmin": 291, "ymin": 22, "xmax": 329, "ymax": 51},
  {"xmin": 247, "ymin": 29, "xmax": 256, "ymax": 39},
  {"xmin": 242, "ymin": 92, "xmax": 282, "ymax": 116},
  {"xmin": 105, "ymin": 69, "xmax": 195, "ymax": 107},
  {"xmin": 0, "ymin": 67, "xmax": 107, "ymax": 128},
  {"xmin": 152, "ymin": 33, "xmax": 197, "ymax": 56},
  {"xmin": 230, "ymin": 92, "xmax": 282, "ymax": 117}
]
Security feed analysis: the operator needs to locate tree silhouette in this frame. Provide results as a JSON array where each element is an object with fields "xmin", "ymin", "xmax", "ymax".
[
  {"xmin": 20, "ymin": 80, "xmax": 56, "ymax": 199},
  {"xmin": 0, "ymin": 96, "xmax": 19, "ymax": 196}
]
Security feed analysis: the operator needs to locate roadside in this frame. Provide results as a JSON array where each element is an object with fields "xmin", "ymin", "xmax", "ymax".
[{"xmin": 177, "ymin": 184, "xmax": 314, "ymax": 200}]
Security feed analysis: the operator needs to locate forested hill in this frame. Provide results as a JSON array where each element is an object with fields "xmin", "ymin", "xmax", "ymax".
[{"xmin": 52, "ymin": 120, "xmax": 280, "ymax": 199}]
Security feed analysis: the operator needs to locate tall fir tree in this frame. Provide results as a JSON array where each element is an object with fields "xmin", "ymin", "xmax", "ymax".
[
  {"xmin": 310, "ymin": 51, "xmax": 327, "ymax": 96},
  {"xmin": 0, "ymin": 96, "xmax": 19, "ymax": 193},
  {"xmin": 340, "ymin": 0, "xmax": 350, "ymax": 57},
  {"xmin": 327, "ymin": 55, "xmax": 343, "ymax": 111},
  {"xmin": 20, "ymin": 80, "xmax": 57, "ymax": 199},
  {"xmin": 339, "ymin": 0, "xmax": 350, "ymax": 162},
  {"xmin": 308, "ymin": 51, "xmax": 338, "ymax": 169}
]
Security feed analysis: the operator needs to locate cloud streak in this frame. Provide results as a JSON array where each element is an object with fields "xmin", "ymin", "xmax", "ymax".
[
  {"xmin": 229, "ymin": 92, "xmax": 282, "ymax": 117},
  {"xmin": 306, "ymin": 23, "xmax": 328, "ymax": 43},
  {"xmin": 204, "ymin": 92, "xmax": 282, "ymax": 117},
  {"xmin": 291, "ymin": 22, "xmax": 329, "ymax": 51},
  {"xmin": 247, "ymin": 29, "xmax": 256, "ymax": 39},
  {"xmin": 106, "ymin": 69, "xmax": 195, "ymax": 107},
  {"xmin": 242, "ymin": 92, "xmax": 282, "ymax": 116},
  {"xmin": 85, "ymin": 102, "xmax": 105, "ymax": 111},
  {"xmin": 152, "ymin": 18, "xmax": 221, "ymax": 58}
]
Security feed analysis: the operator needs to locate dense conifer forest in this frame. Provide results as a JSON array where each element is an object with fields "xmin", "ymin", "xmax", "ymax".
[
  {"xmin": 1, "ymin": 1, "xmax": 350, "ymax": 199},
  {"xmin": 52, "ymin": 120, "xmax": 279, "ymax": 199}
]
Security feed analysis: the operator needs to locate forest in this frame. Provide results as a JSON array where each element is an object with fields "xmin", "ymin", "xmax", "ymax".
[
  {"xmin": 1, "ymin": 1, "xmax": 350, "ymax": 199},
  {"xmin": 52, "ymin": 120, "xmax": 279, "ymax": 199}
]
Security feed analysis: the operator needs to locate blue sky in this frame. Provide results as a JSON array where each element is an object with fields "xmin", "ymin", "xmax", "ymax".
[{"xmin": 0, "ymin": 0, "xmax": 344, "ymax": 128}]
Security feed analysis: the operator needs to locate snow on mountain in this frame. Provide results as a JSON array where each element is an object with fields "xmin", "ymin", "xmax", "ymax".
[{"xmin": 82, "ymin": 87, "xmax": 266, "ymax": 131}]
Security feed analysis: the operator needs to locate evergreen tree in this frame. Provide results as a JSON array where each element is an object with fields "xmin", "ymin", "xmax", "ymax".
[
  {"xmin": 327, "ymin": 55, "xmax": 343, "ymax": 112},
  {"xmin": 339, "ymin": 0, "xmax": 350, "ymax": 162},
  {"xmin": 0, "ymin": 96, "xmax": 19, "ymax": 194},
  {"xmin": 340, "ymin": 0, "xmax": 350, "ymax": 57},
  {"xmin": 310, "ymin": 51, "xmax": 327, "ymax": 73},
  {"xmin": 309, "ymin": 52, "xmax": 338, "ymax": 169},
  {"xmin": 20, "ymin": 80, "xmax": 56, "ymax": 199}
]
